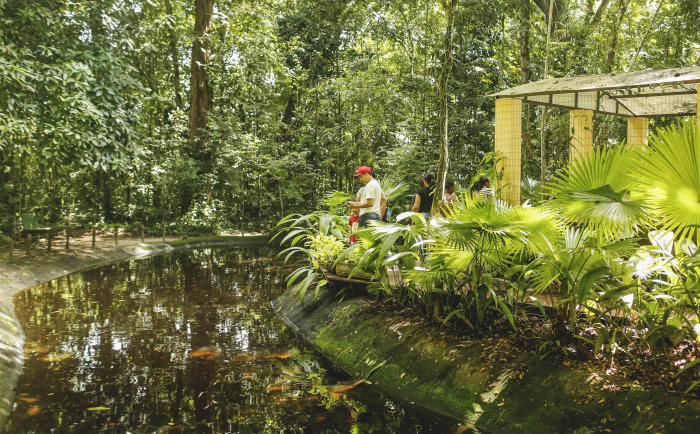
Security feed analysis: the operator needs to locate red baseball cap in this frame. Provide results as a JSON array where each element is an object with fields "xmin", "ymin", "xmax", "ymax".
[{"xmin": 354, "ymin": 166, "xmax": 371, "ymax": 177}]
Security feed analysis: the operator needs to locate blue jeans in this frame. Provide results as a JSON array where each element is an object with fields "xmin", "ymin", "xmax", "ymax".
[{"xmin": 358, "ymin": 212, "xmax": 380, "ymax": 228}]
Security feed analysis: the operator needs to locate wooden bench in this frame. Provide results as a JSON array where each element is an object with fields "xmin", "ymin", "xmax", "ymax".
[{"xmin": 21, "ymin": 213, "xmax": 52, "ymax": 254}]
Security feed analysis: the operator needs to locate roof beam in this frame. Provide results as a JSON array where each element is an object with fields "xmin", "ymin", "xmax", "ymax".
[
  {"xmin": 609, "ymin": 90, "xmax": 697, "ymax": 99},
  {"xmin": 605, "ymin": 93, "xmax": 637, "ymax": 116}
]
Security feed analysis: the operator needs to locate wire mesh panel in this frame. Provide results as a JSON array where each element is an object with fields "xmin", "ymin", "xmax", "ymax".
[
  {"xmin": 570, "ymin": 110, "xmax": 593, "ymax": 163},
  {"xmin": 627, "ymin": 117, "xmax": 649, "ymax": 147},
  {"xmin": 491, "ymin": 69, "xmax": 700, "ymax": 204},
  {"xmin": 495, "ymin": 98, "xmax": 522, "ymax": 205}
]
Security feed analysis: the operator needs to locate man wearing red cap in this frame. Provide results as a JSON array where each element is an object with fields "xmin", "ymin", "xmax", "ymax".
[{"xmin": 347, "ymin": 166, "xmax": 384, "ymax": 227}]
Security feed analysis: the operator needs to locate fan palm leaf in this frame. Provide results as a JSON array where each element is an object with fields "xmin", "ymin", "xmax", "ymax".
[
  {"xmin": 521, "ymin": 176, "xmax": 544, "ymax": 206},
  {"xmin": 508, "ymin": 206, "xmax": 564, "ymax": 257},
  {"xmin": 545, "ymin": 145, "xmax": 648, "ymax": 240},
  {"xmin": 429, "ymin": 194, "xmax": 530, "ymax": 274},
  {"xmin": 380, "ymin": 178, "xmax": 411, "ymax": 204},
  {"xmin": 634, "ymin": 124, "xmax": 700, "ymax": 244},
  {"xmin": 442, "ymin": 201, "xmax": 526, "ymax": 253}
]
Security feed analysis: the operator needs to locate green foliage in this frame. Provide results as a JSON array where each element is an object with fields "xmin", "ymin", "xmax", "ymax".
[
  {"xmin": 323, "ymin": 191, "xmax": 353, "ymax": 215},
  {"xmin": 345, "ymin": 211, "xmax": 427, "ymax": 289},
  {"xmin": 521, "ymin": 177, "xmax": 543, "ymax": 206},
  {"xmin": 278, "ymin": 127, "xmax": 700, "ymax": 363},
  {"xmin": 635, "ymin": 124, "xmax": 700, "ymax": 244},
  {"xmin": 308, "ymin": 233, "xmax": 345, "ymax": 268},
  {"xmin": 380, "ymin": 179, "xmax": 412, "ymax": 218},
  {"xmin": 545, "ymin": 145, "xmax": 647, "ymax": 240},
  {"xmin": 274, "ymin": 211, "xmax": 348, "ymax": 300},
  {"xmin": 2, "ymin": 0, "xmax": 697, "ymax": 240},
  {"xmin": 274, "ymin": 119, "xmax": 700, "ymax": 392},
  {"xmin": 3, "ymin": 0, "xmax": 700, "ymax": 386}
]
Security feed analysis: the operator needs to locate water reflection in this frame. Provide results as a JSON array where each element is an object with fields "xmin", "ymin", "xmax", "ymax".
[{"xmin": 6, "ymin": 247, "xmax": 455, "ymax": 434}]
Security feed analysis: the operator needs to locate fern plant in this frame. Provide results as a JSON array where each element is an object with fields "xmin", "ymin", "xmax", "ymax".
[{"xmin": 273, "ymin": 211, "xmax": 348, "ymax": 300}]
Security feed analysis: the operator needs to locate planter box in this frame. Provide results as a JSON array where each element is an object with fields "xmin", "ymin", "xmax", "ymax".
[{"xmin": 335, "ymin": 262, "xmax": 374, "ymax": 280}]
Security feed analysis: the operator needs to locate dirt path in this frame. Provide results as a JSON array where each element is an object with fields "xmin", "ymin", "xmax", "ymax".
[{"xmin": 0, "ymin": 231, "xmax": 179, "ymax": 298}]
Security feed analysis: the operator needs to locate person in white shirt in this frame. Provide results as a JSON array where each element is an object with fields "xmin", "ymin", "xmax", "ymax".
[
  {"xmin": 356, "ymin": 186, "xmax": 387, "ymax": 221},
  {"xmin": 346, "ymin": 166, "xmax": 384, "ymax": 227}
]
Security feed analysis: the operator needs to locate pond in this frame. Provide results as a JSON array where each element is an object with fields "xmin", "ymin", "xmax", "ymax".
[{"xmin": 4, "ymin": 247, "xmax": 458, "ymax": 434}]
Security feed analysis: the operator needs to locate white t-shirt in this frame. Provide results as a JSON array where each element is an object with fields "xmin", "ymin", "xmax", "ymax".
[{"xmin": 359, "ymin": 179, "xmax": 383, "ymax": 216}]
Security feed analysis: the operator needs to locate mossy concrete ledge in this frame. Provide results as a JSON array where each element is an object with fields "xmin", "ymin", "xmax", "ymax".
[
  {"xmin": 0, "ymin": 235, "xmax": 268, "ymax": 429},
  {"xmin": 273, "ymin": 288, "xmax": 700, "ymax": 434}
]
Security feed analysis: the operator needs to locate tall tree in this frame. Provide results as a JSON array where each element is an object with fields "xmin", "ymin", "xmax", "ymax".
[
  {"xmin": 606, "ymin": 0, "xmax": 631, "ymax": 72},
  {"xmin": 432, "ymin": 0, "xmax": 458, "ymax": 214},
  {"xmin": 189, "ymin": 0, "xmax": 215, "ymax": 165},
  {"xmin": 540, "ymin": 0, "xmax": 555, "ymax": 184},
  {"xmin": 165, "ymin": 0, "xmax": 183, "ymax": 110},
  {"xmin": 519, "ymin": 0, "xmax": 535, "ymax": 168},
  {"xmin": 519, "ymin": 0, "xmax": 532, "ymax": 85}
]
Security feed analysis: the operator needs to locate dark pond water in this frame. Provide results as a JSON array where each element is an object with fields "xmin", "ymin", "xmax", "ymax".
[{"xmin": 5, "ymin": 247, "xmax": 458, "ymax": 434}]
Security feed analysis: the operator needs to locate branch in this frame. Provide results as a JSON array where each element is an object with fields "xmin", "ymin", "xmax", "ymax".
[
  {"xmin": 627, "ymin": 0, "xmax": 665, "ymax": 70},
  {"xmin": 531, "ymin": 0, "xmax": 549, "ymax": 16},
  {"xmin": 588, "ymin": 0, "xmax": 611, "ymax": 25}
]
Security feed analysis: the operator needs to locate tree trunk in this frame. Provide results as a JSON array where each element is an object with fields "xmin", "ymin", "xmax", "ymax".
[
  {"xmin": 588, "ymin": 0, "xmax": 610, "ymax": 25},
  {"xmin": 519, "ymin": 0, "xmax": 535, "ymax": 167},
  {"xmin": 165, "ymin": 0, "xmax": 183, "ymax": 110},
  {"xmin": 606, "ymin": 0, "xmax": 631, "ymax": 72},
  {"xmin": 628, "ymin": 0, "xmax": 665, "ymax": 71},
  {"xmin": 432, "ymin": 0, "xmax": 458, "ymax": 215},
  {"xmin": 540, "ymin": 0, "xmax": 555, "ymax": 184},
  {"xmin": 100, "ymin": 169, "xmax": 113, "ymax": 222},
  {"xmin": 189, "ymin": 0, "xmax": 215, "ymax": 165},
  {"xmin": 519, "ymin": 0, "xmax": 532, "ymax": 85},
  {"xmin": 280, "ymin": 89, "xmax": 297, "ymax": 138}
]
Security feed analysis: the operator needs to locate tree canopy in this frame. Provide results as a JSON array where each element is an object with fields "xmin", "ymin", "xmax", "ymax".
[{"xmin": 1, "ymin": 0, "xmax": 698, "ymax": 237}]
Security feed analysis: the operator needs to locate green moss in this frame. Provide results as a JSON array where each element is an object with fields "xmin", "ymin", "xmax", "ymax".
[
  {"xmin": 311, "ymin": 300, "xmax": 488, "ymax": 422},
  {"xmin": 275, "ymin": 289, "xmax": 700, "ymax": 433}
]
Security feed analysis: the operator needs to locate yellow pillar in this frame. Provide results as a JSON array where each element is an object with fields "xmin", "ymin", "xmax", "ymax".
[
  {"xmin": 569, "ymin": 109, "xmax": 593, "ymax": 163},
  {"xmin": 626, "ymin": 117, "xmax": 649, "ymax": 147},
  {"xmin": 495, "ymin": 98, "xmax": 522, "ymax": 205}
]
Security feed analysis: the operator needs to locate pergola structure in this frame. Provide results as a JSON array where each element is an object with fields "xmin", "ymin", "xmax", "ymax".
[{"xmin": 491, "ymin": 66, "xmax": 700, "ymax": 205}]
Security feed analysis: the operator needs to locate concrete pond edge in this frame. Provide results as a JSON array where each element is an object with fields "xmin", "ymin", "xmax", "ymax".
[
  {"xmin": 0, "ymin": 235, "xmax": 268, "ymax": 429},
  {"xmin": 272, "ymin": 287, "xmax": 700, "ymax": 434}
]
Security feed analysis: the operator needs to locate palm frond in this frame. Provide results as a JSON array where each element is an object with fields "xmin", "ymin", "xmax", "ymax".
[
  {"xmin": 634, "ymin": 123, "xmax": 700, "ymax": 245},
  {"xmin": 509, "ymin": 206, "xmax": 564, "ymax": 256},
  {"xmin": 323, "ymin": 191, "xmax": 353, "ymax": 214},
  {"xmin": 380, "ymin": 178, "xmax": 411, "ymax": 204},
  {"xmin": 521, "ymin": 176, "xmax": 544, "ymax": 206},
  {"xmin": 545, "ymin": 145, "xmax": 648, "ymax": 239}
]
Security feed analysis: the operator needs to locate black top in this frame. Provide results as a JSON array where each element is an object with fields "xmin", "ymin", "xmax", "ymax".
[{"xmin": 417, "ymin": 185, "xmax": 433, "ymax": 213}]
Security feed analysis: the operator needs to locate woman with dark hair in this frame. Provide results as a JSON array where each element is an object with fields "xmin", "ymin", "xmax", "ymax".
[
  {"xmin": 411, "ymin": 172, "xmax": 435, "ymax": 219},
  {"xmin": 440, "ymin": 179, "xmax": 457, "ymax": 216},
  {"xmin": 470, "ymin": 176, "xmax": 487, "ymax": 193},
  {"xmin": 470, "ymin": 176, "xmax": 494, "ymax": 200}
]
